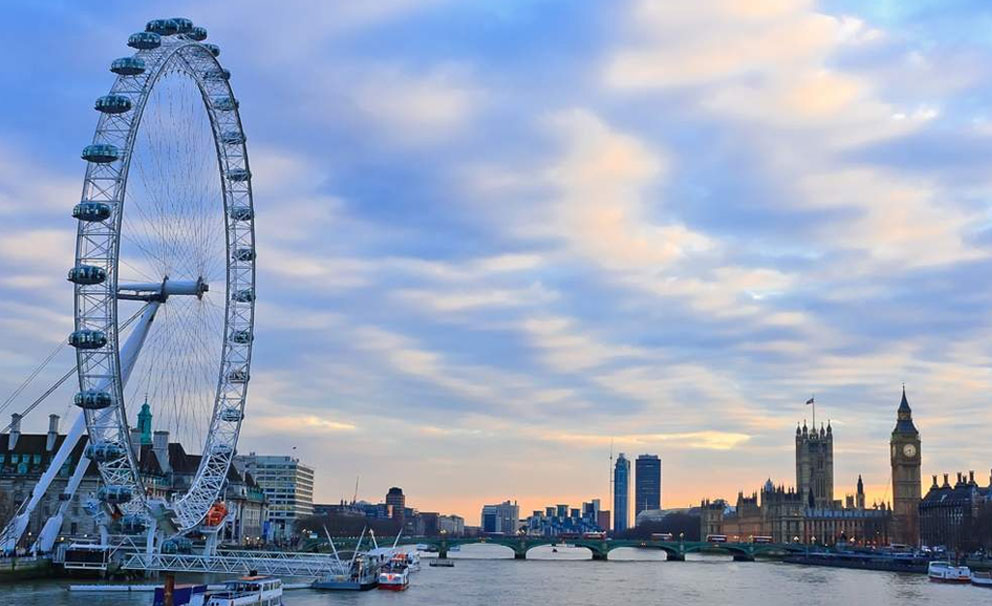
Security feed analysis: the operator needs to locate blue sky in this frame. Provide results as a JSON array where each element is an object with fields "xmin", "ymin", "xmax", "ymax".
[{"xmin": 2, "ymin": 0, "xmax": 992, "ymax": 521}]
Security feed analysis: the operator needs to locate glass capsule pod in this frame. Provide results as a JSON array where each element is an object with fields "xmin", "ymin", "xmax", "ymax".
[
  {"xmin": 85, "ymin": 441, "xmax": 126, "ymax": 462},
  {"xmin": 203, "ymin": 43, "xmax": 220, "ymax": 57},
  {"xmin": 81, "ymin": 144, "xmax": 120, "ymax": 163},
  {"xmin": 97, "ymin": 485, "xmax": 133, "ymax": 505},
  {"xmin": 127, "ymin": 32, "xmax": 162, "ymax": 50},
  {"xmin": 219, "ymin": 407, "xmax": 243, "ymax": 422},
  {"xmin": 230, "ymin": 329, "xmax": 253, "ymax": 344},
  {"xmin": 221, "ymin": 131, "xmax": 245, "ymax": 145},
  {"xmin": 145, "ymin": 19, "xmax": 179, "ymax": 36},
  {"xmin": 204, "ymin": 68, "xmax": 231, "ymax": 81},
  {"xmin": 110, "ymin": 57, "xmax": 145, "ymax": 76},
  {"xmin": 67, "ymin": 265, "xmax": 107, "ymax": 285},
  {"xmin": 227, "ymin": 369, "xmax": 249, "ymax": 383},
  {"xmin": 74, "ymin": 390, "xmax": 113, "ymax": 410},
  {"xmin": 227, "ymin": 168, "xmax": 250, "ymax": 182},
  {"xmin": 94, "ymin": 95, "xmax": 132, "ymax": 114},
  {"xmin": 212, "ymin": 97, "xmax": 239, "ymax": 111},
  {"xmin": 162, "ymin": 537, "xmax": 193, "ymax": 554},
  {"xmin": 73, "ymin": 201, "xmax": 112, "ymax": 222},
  {"xmin": 231, "ymin": 289, "xmax": 254, "ymax": 303},
  {"xmin": 188, "ymin": 26, "xmax": 207, "ymax": 41},
  {"xmin": 171, "ymin": 18, "xmax": 194, "ymax": 34},
  {"xmin": 120, "ymin": 514, "xmax": 147, "ymax": 534},
  {"xmin": 69, "ymin": 330, "xmax": 107, "ymax": 350},
  {"xmin": 229, "ymin": 206, "xmax": 253, "ymax": 221},
  {"xmin": 211, "ymin": 443, "xmax": 234, "ymax": 456}
]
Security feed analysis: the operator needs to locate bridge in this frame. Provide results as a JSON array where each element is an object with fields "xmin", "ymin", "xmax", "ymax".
[{"xmin": 319, "ymin": 536, "xmax": 806, "ymax": 562}]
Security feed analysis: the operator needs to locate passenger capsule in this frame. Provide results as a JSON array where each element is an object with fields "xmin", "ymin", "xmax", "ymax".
[
  {"xmin": 227, "ymin": 168, "xmax": 250, "ymax": 182},
  {"xmin": 146, "ymin": 18, "xmax": 179, "ymax": 36},
  {"xmin": 212, "ymin": 97, "xmax": 239, "ymax": 111},
  {"xmin": 219, "ymin": 407, "xmax": 243, "ymax": 422},
  {"xmin": 127, "ymin": 32, "xmax": 162, "ymax": 50},
  {"xmin": 229, "ymin": 329, "xmax": 253, "ymax": 344},
  {"xmin": 227, "ymin": 369, "xmax": 249, "ymax": 383},
  {"xmin": 120, "ymin": 514, "xmax": 147, "ymax": 533},
  {"xmin": 171, "ymin": 18, "xmax": 194, "ymax": 34},
  {"xmin": 231, "ymin": 289, "xmax": 254, "ymax": 303},
  {"xmin": 67, "ymin": 265, "xmax": 107, "ymax": 285},
  {"xmin": 229, "ymin": 206, "xmax": 253, "ymax": 221},
  {"xmin": 69, "ymin": 330, "xmax": 107, "ymax": 350},
  {"xmin": 97, "ymin": 485, "xmax": 133, "ymax": 505},
  {"xmin": 84, "ymin": 441, "xmax": 126, "ymax": 462},
  {"xmin": 73, "ymin": 201, "xmax": 112, "ymax": 222},
  {"xmin": 204, "ymin": 68, "xmax": 231, "ymax": 81},
  {"xmin": 81, "ymin": 144, "xmax": 120, "ymax": 164},
  {"xmin": 110, "ymin": 57, "xmax": 145, "ymax": 76},
  {"xmin": 94, "ymin": 95, "xmax": 132, "ymax": 114},
  {"xmin": 74, "ymin": 390, "xmax": 114, "ymax": 410},
  {"xmin": 188, "ymin": 26, "xmax": 207, "ymax": 41},
  {"xmin": 221, "ymin": 131, "xmax": 245, "ymax": 145},
  {"xmin": 162, "ymin": 537, "xmax": 193, "ymax": 554},
  {"xmin": 203, "ymin": 43, "xmax": 220, "ymax": 57},
  {"xmin": 211, "ymin": 443, "xmax": 234, "ymax": 456}
]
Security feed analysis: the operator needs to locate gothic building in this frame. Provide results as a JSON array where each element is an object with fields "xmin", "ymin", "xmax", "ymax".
[
  {"xmin": 700, "ymin": 404, "xmax": 891, "ymax": 545},
  {"xmin": 796, "ymin": 420, "xmax": 834, "ymax": 508},
  {"xmin": 919, "ymin": 471, "xmax": 992, "ymax": 551},
  {"xmin": 890, "ymin": 387, "xmax": 922, "ymax": 546}
]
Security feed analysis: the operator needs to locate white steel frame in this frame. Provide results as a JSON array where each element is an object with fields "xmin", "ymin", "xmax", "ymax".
[{"xmin": 73, "ymin": 30, "xmax": 255, "ymax": 537}]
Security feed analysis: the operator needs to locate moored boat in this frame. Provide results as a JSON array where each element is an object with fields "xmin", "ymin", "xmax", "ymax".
[
  {"xmin": 928, "ymin": 561, "xmax": 971, "ymax": 583},
  {"xmin": 972, "ymin": 570, "xmax": 992, "ymax": 588},
  {"xmin": 205, "ymin": 575, "xmax": 282, "ymax": 606},
  {"xmin": 312, "ymin": 554, "xmax": 378, "ymax": 591},
  {"xmin": 378, "ymin": 554, "xmax": 410, "ymax": 591}
]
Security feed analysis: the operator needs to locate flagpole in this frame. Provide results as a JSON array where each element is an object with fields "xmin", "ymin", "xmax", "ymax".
[{"xmin": 812, "ymin": 395, "xmax": 815, "ymax": 429}]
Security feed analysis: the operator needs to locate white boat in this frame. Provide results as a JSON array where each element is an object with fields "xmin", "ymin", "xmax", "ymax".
[
  {"xmin": 928, "ymin": 561, "xmax": 971, "ymax": 583},
  {"xmin": 206, "ymin": 576, "xmax": 282, "ymax": 606},
  {"xmin": 400, "ymin": 549, "xmax": 421, "ymax": 572},
  {"xmin": 378, "ymin": 554, "xmax": 410, "ymax": 591},
  {"xmin": 972, "ymin": 570, "xmax": 992, "ymax": 588}
]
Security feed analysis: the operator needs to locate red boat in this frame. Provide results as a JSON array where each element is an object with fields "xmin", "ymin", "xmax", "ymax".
[{"xmin": 377, "ymin": 555, "xmax": 410, "ymax": 591}]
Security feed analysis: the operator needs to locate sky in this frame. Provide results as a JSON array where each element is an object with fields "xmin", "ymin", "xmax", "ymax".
[{"xmin": 2, "ymin": 0, "xmax": 992, "ymax": 524}]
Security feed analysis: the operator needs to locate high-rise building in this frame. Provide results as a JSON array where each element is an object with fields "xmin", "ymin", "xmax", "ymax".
[
  {"xmin": 890, "ymin": 387, "xmax": 922, "ymax": 546},
  {"xmin": 614, "ymin": 453, "xmax": 630, "ymax": 533},
  {"xmin": 235, "ymin": 452, "xmax": 314, "ymax": 539},
  {"xmin": 480, "ymin": 500, "xmax": 519, "ymax": 534},
  {"xmin": 635, "ymin": 454, "xmax": 661, "ymax": 519},
  {"xmin": 796, "ymin": 419, "xmax": 834, "ymax": 508},
  {"xmin": 386, "ymin": 487, "xmax": 406, "ymax": 521}
]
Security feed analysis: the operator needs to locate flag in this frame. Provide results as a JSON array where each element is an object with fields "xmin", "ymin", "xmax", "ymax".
[{"xmin": 805, "ymin": 397, "xmax": 814, "ymax": 405}]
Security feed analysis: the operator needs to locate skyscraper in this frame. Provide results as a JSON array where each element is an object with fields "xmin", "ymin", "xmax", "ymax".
[
  {"xmin": 635, "ymin": 454, "xmax": 661, "ymax": 519},
  {"xmin": 890, "ymin": 386, "xmax": 921, "ymax": 546},
  {"xmin": 613, "ymin": 453, "xmax": 630, "ymax": 533},
  {"xmin": 386, "ymin": 486, "xmax": 406, "ymax": 521}
]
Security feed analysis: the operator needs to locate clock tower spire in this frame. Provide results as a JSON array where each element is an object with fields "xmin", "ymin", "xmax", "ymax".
[{"xmin": 890, "ymin": 385, "xmax": 921, "ymax": 546}]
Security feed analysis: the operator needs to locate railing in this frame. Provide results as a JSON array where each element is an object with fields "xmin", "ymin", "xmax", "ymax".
[{"xmin": 120, "ymin": 550, "xmax": 348, "ymax": 577}]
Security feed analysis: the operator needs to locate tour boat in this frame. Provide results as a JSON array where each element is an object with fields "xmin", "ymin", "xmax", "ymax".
[
  {"xmin": 971, "ymin": 570, "xmax": 992, "ymax": 588},
  {"xmin": 378, "ymin": 555, "xmax": 410, "ymax": 591},
  {"xmin": 928, "ymin": 561, "xmax": 971, "ymax": 583},
  {"xmin": 205, "ymin": 576, "xmax": 282, "ymax": 606},
  {"xmin": 401, "ymin": 549, "xmax": 421, "ymax": 572},
  {"xmin": 312, "ymin": 554, "xmax": 379, "ymax": 591}
]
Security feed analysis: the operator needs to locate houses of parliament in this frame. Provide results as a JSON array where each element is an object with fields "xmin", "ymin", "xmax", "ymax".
[{"xmin": 701, "ymin": 388, "xmax": 923, "ymax": 546}]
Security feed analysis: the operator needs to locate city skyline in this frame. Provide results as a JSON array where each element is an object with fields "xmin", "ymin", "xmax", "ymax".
[{"xmin": 2, "ymin": 1, "xmax": 992, "ymax": 524}]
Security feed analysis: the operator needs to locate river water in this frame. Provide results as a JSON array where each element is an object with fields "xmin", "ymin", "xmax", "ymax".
[{"xmin": 6, "ymin": 546, "xmax": 989, "ymax": 606}]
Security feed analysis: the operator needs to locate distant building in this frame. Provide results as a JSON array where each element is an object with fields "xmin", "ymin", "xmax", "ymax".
[
  {"xmin": 920, "ymin": 471, "xmax": 992, "ymax": 551},
  {"xmin": 235, "ymin": 452, "xmax": 314, "ymax": 539},
  {"xmin": 597, "ymin": 510, "xmax": 611, "ymax": 533},
  {"xmin": 525, "ymin": 499, "xmax": 605, "ymax": 536},
  {"xmin": 481, "ymin": 500, "xmax": 519, "ymax": 534},
  {"xmin": 386, "ymin": 487, "xmax": 406, "ymax": 522},
  {"xmin": 635, "ymin": 454, "xmax": 661, "ymax": 520},
  {"xmin": 614, "ymin": 453, "xmax": 630, "ymax": 533}
]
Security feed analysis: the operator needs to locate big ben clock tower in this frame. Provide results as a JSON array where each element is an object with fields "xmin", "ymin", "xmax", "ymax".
[{"xmin": 890, "ymin": 386, "xmax": 921, "ymax": 546}]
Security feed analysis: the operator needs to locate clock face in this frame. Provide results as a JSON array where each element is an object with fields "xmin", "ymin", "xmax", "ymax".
[{"xmin": 903, "ymin": 444, "xmax": 917, "ymax": 458}]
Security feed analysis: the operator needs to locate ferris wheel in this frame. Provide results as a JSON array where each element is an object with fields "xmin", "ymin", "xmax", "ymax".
[{"xmin": 69, "ymin": 18, "xmax": 255, "ymax": 539}]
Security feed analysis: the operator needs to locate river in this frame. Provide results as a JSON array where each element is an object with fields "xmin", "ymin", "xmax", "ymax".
[{"xmin": 5, "ymin": 545, "xmax": 989, "ymax": 605}]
